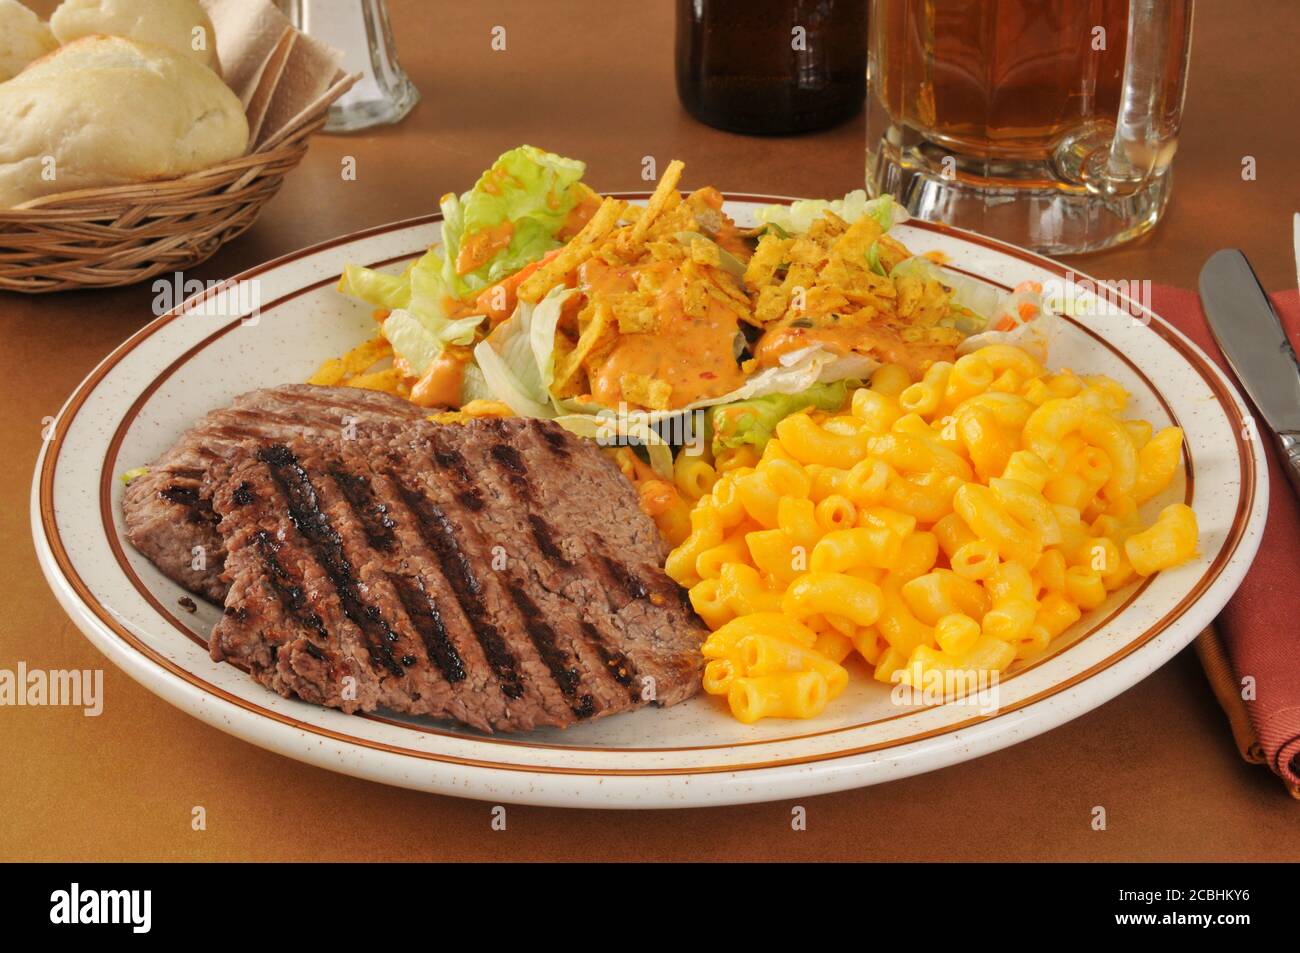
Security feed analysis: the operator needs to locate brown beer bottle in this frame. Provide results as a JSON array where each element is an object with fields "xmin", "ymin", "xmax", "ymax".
[{"xmin": 675, "ymin": 0, "xmax": 867, "ymax": 135}]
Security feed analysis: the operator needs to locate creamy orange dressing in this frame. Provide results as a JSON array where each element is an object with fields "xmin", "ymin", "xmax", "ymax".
[
  {"xmin": 690, "ymin": 186, "xmax": 751, "ymax": 261},
  {"xmin": 411, "ymin": 347, "xmax": 469, "ymax": 407},
  {"xmin": 455, "ymin": 221, "xmax": 515, "ymax": 275},
  {"xmin": 754, "ymin": 320, "xmax": 953, "ymax": 378},
  {"xmin": 557, "ymin": 188, "xmax": 602, "ymax": 240},
  {"xmin": 579, "ymin": 261, "xmax": 746, "ymax": 408}
]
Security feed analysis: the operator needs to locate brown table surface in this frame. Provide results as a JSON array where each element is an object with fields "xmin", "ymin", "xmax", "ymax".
[{"xmin": 3, "ymin": 0, "xmax": 1298, "ymax": 862}]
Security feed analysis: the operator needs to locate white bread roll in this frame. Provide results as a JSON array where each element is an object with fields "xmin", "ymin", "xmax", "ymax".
[
  {"xmin": 50, "ymin": 0, "xmax": 220, "ymax": 74},
  {"xmin": 0, "ymin": 0, "xmax": 57, "ymax": 82},
  {"xmin": 0, "ymin": 36, "xmax": 249, "ymax": 208}
]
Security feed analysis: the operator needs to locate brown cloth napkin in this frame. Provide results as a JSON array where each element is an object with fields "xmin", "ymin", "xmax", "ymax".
[{"xmin": 1148, "ymin": 284, "xmax": 1300, "ymax": 796}]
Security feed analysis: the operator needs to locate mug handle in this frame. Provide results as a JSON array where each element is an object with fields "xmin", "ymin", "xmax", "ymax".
[{"xmin": 1096, "ymin": 0, "xmax": 1195, "ymax": 197}]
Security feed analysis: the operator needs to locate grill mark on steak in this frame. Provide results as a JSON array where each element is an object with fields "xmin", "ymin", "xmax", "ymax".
[
  {"xmin": 428, "ymin": 439, "xmax": 485, "ymax": 512},
  {"xmin": 198, "ymin": 410, "xmax": 708, "ymax": 730},
  {"xmin": 248, "ymin": 529, "xmax": 352, "ymax": 688},
  {"xmin": 122, "ymin": 384, "xmax": 432, "ymax": 603},
  {"xmin": 256, "ymin": 444, "xmax": 406, "ymax": 678},
  {"xmin": 540, "ymin": 426, "xmax": 571, "ymax": 457},
  {"xmin": 502, "ymin": 582, "xmax": 592, "ymax": 716},
  {"xmin": 388, "ymin": 474, "xmax": 526, "ymax": 700},
  {"xmin": 484, "ymin": 425, "xmax": 657, "ymax": 606},
  {"xmin": 401, "ymin": 436, "xmax": 619, "ymax": 724},
  {"xmin": 328, "ymin": 467, "xmax": 397, "ymax": 551},
  {"xmin": 597, "ymin": 554, "xmax": 650, "ymax": 601},
  {"xmin": 484, "ymin": 436, "xmax": 575, "ymax": 567},
  {"xmin": 489, "ymin": 441, "xmax": 527, "ymax": 474},
  {"xmin": 526, "ymin": 514, "xmax": 571, "ymax": 567},
  {"xmin": 387, "ymin": 572, "xmax": 467, "ymax": 683},
  {"xmin": 251, "ymin": 529, "xmax": 330, "ymax": 644},
  {"xmin": 477, "ymin": 425, "xmax": 655, "ymax": 709},
  {"xmin": 158, "ymin": 484, "xmax": 219, "ymax": 525},
  {"xmin": 582, "ymin": 621, "xmax": 642, "ymax": 699}
]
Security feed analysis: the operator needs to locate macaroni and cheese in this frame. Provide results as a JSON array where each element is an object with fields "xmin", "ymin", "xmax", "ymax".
[{"xmin": 662, "ymin": 344, "xmax": 1198, "ymax": 723}]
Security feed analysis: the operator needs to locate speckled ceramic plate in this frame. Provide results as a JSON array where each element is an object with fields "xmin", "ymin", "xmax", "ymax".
[{"xmin": 31, "ymin": 194, "xmax": 1268, "ymax": 808}]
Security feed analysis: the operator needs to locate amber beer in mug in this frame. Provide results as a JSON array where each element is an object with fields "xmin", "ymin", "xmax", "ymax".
[{"xmin": 866, "ymin": 0, "xmax": 1194, "ymax": 253}]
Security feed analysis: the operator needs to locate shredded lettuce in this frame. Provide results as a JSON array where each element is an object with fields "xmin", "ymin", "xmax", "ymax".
[
  {"xmin": 470, "ymin": 283, "xmax": 882, "ymax": 467},
  {"xmin": 439, "ymin": 144, "xmax": 588, "ymax": 298},
  {"xmin": 755, "ymin": 191, "xmax": 908, "ymax": 236},
  {"xmin": 467, "ymin": 281, "xmax": 883, "ymax": 469},
  {"xmin": 338, "ymin": 262, "xmax": 412, "ymax": 311},
  {"xmin": 458, "ymin": 362, "xmax": 494, "ymax": 405},
  {"xmin": 472, "ymin": 286, "xmax": 572, "ymax": 419},
  {"xmin": 376, "ymin": 247, "xmax": 486, "ymax": 377},
  {"xmin": 957, "ymin": 290, "xmax": 1058, "ymax": 363},
  {"xmin": 381, "ymin": 311, "xmax": 442, "ymax": 375},
  {"xmin": 339, "ymin": 145, "xmax": 589, "ymax": 377},
  {"xmin": 710, "ymin": 380, "xmax": 857, "ymax": 454}
]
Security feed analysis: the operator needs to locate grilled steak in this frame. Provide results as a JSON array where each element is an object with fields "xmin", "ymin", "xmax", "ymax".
[
  {"xmin": 207, "ymin": 417, "xmax": 707, "ymax": 732},
  {"xmin": 123, "ymin": 384, "xmax": 429, "ymax": 602}
]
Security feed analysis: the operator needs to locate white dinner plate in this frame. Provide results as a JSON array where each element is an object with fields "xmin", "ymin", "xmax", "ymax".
[{"xmin": 31, "ymin": 193, "xmax": 1268, "ymax": 808}]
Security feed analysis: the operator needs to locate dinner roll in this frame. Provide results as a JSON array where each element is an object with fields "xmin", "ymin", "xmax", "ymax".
[
  {"xmin": 0, "ymin": 37, "xmax": 249, "ymax": 208},
  {"xmin": 0, "ymin": 0, "xmax": 57, "ymax": 82},
  {"xmin": 50, "ymin": 0, "xmax": 220, "ymax": 74}
]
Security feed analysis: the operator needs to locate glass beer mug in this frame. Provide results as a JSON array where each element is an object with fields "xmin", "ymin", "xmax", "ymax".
[{"xmin": 865, "ymin": 0, "xmax": 1195, "ymax": 253}]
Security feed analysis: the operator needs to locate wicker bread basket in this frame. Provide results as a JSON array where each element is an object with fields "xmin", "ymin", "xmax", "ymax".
[{"xmin": 0, "ymin": 0, "xmax": 358, "ymax": 294}]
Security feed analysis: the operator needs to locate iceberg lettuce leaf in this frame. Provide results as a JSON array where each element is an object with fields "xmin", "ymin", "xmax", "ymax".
[
  {"xmin": 439, "ymin": 144, "xmax": 588, "ymax": 298},
  {"xmin": 710, "ymin": 380, "xmax": 857, "ymax": 454},
  {"xmin": 470, "ymin": 285, "xmax": 573, "ymax": 418},
  {"xmin": 755, "ymin": 191, "xmax": 908, "ymax": 236},
  {"xmin": 337, "ymin": 262, "xmax": 412, "ymax": 311},
  {"xmin": 377, "ymin": 246, "xmax": 486, "ymax": 376}
]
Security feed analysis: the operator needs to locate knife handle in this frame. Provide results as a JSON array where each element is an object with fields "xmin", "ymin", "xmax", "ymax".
[{"xmin": 1280, "ymin": 432, "xmax": 1300, "ymax": 499}]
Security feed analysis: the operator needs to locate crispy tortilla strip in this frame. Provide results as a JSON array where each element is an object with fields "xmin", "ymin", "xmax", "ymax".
[
  {"xmin": 796, "ymin": 286, "xmax": 850, "ymax": 317},
  {"xmin": 518, "ymin": 197, "xmax": 625, "ymax": 303},
  {"xmin": 553, "ymin": 300, "xmax": 616, "ymax": 394},
  {"xmin": 787, "ymin": 236, "xmax": 830, "ymax": 267},
  {"xmin": 711, "ymin": 270, "xmax": 751, "ymax": 305},
  {"xmin": 779, "ymin": 262, "xmax": 818, "ymax": 296},
  {"xmin": 682, "ymin": 278, "xmax": 710, "ymax": 319},
  {"xmin": 744, "ymin": 234, "xmax": 791, "ymax": 291},
  {"xmin": 630, "ymin": 159, "xmax": 685, "ymax": 243},
  {"xmin": 550, "ymin": 332, "xmax": 583, "ymax": 400},
  {"xmin": 343, "ymin": 368, "xmax": 407, "ymax": 396},
  {"xmin": 873, "ymin": 234, "xmax": 912, "ymax": 273},
  {"xmin": 620, "ymin": 373, "xmax": 673, "ymax": 411},
  {"xmin": 705, "ymin": 281, "xmax": 758, "ymax": 326},
  {"xmin": 611, "ymin": 294, "xmax": 660, "ymax": 333},
  {"xmin": 689, "ymin": 237, "xmax": 721, "ymax": 267},
  {"xmin": 308, "ymin": 335, "xmax": 392, "ymax": 386},
  {"xmin": 755, "ymin": 285, "xmax": 789, "ymax": 323},
  {"xmin": 827, "ymin": 215, "xmax": 884, "ymax": 267},
  {"xmin": 431, "ymin": 399, "xmax": 515, "ymax": 424},
  {"xmin": 647, "ymin": 240, "xmax": 685, "ymax": 262},
  {"xmin": 644, "ymin": 201, "xmax": 691, "ymax": 242},
  {"xmin": 634, "ymin": 266, "xmax": 670, "ymax": 296}
]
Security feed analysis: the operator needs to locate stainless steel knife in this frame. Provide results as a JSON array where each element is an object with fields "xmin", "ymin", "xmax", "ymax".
[{"xmin": 1199, "ymin": 248, "xmax": 1300, "ymax": 498}]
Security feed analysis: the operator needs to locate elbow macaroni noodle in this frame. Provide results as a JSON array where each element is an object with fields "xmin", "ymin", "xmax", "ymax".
[{"xmin": 663, "ymin": 345, "xmax": 1199, "ymax": 724}]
